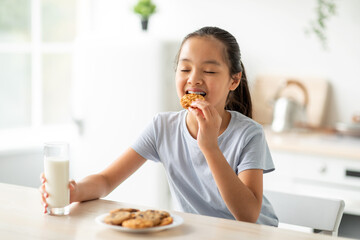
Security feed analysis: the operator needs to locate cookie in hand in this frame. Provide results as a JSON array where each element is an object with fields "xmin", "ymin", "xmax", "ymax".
[{"xmin": 180, "ymin": 93, "xmax": 205, "ymax": 109}]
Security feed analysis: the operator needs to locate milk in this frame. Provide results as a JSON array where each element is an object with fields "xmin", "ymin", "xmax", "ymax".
[{"xmin": 44, "ymin": 157, "xmax": 70, "ymax": 208}]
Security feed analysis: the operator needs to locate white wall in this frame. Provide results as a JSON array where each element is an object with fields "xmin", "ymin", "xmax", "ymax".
[
  {"xmin": 71, "ymin": 35, "xmax": 181, "ymax": 209},
  {"xmin": 80, "ymin": 0, "xmax": 360, "ymax": 125}
]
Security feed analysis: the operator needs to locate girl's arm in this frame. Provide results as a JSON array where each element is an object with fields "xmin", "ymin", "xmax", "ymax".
[
  {"xmin": 201, "ymin": 148, "xmax": 263, "ymax": 223},
  {"xmin": 40, "ymin": 147, "xmax": 146, "ymax": 209},
  {"xmin": 188, "ymin": 102, "xmax": 262, "ymax": 222},
  {"xmin": 71, "ymin": 147, "xmax": 146, "ymax": 203}
]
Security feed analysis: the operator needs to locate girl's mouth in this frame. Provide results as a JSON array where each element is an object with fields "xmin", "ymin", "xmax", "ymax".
[{"xmin": 186, "ymin": 90, "xmax": 206, "ymax": 97}]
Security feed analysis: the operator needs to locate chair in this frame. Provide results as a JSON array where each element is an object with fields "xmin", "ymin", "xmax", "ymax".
[{"xmin": 264, "ymin": 190, "xmax": 345, "ymax": 236}]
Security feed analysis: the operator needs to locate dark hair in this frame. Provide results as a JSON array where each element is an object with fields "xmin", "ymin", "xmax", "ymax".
[{"xmin": 176, "ymin": 26, "xmax": 252, "ymax": 118}]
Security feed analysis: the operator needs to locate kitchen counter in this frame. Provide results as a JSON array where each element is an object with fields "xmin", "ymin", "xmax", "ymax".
[
  {"xmin": 264, "ymin": 127, "xmax": 360, "ymax": 160},
  {"xmin": 0, "ymin": 183, "xmax": 354, "ymax": 240}
]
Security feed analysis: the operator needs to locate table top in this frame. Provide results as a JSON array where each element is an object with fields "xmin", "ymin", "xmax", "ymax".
[{"xmin": 0, "ymin": 183, "xmax": 352, "ymax": 240}]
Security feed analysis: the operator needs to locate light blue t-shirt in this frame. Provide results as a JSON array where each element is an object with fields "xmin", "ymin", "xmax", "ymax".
[{"xmin": 131, "ymin": 110, "xmax": 278, "ymax": 226}]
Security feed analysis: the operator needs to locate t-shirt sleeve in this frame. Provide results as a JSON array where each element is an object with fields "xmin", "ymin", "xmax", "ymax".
[
  {"xmin": 237, "ymin": 126, "xmax": 275, "ymax": 174},
  {"xmin": 131, "ymin": 115, "xmax": 160, "ymax": 162}
]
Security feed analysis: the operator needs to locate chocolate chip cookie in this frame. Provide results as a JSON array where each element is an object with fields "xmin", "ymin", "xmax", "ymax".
[
  {"xmin": 122, "ymin": 218, "xmax": 155, "ymax": 229},
  {"xmin": 180, "ymin": 93, "xmax": 205, "ymax": 109},
  {"xmin": 104, "ymin": 211, "xmax": 132, "ymax": 225}
]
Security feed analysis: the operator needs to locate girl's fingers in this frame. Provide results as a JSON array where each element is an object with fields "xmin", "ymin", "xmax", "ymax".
[
  {"xmin": 69, "ymin": 180, "xmax": 78, "ymax": 204},
  {"xmin": 39, "ymin": 186, "xmax": 49, "ymax": 214},
  {"xmin": 39, "ymin": 184, "xmax": 44, "ymax": 195},
  {"xmin": 69, "ymin": 180, "xmax": 76, "ymax": 190},
  {"xmin": 189, "ymin": 107, "xmax": 205, "ymax": 122},
  {"xmin": 40, "ymin": 173, "xmax": 46, "ymax": 183},
  {"xmin": 190, "ymin": 101, "xmax": 212, "ymax": 120},
  {"xmin": 39, "ymin": 185, "xmax": 49, "ymax": 200},
  {"xmin": 40, "ymin": 183, "xmax": 47, "ymax": 194},
  {"xmin": 41, "ymin": 192, "xmax": 47, "ymax": 204},
  {"xmin": 43, "ymin": 203, "xmax": 48, "ymax": 214},
  {"xmin": 39, "ymin": 174, "xmax": 49, "ymax": 204},
  {"xmin": 40, "ymin": 173, "xmax": 49, "ymax": 214}
]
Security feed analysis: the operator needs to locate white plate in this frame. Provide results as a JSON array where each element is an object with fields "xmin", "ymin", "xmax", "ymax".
[{"xmin": 95, "ymin": 213, "xmax": 184, "ymax": 233}]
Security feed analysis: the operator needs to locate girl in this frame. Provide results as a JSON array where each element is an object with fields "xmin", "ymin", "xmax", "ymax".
[{"xmin": 40, "ymin": 26, "xmax": 278, "ymax": 226}]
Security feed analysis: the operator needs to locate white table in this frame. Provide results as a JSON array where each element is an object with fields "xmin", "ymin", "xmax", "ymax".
[{"xmin": 0, "ymin": 183, "xmax": 354, "ymax": 240}]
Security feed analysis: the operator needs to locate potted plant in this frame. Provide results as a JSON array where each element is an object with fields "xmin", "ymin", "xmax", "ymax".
[{"xmin": 133, "ymin": 0, "xmax": 156, "ymax": 31}]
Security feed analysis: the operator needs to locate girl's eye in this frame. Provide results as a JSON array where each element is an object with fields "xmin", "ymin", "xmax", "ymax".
[
  {"xmin": 204, "ymin": 71, "xmax": 216, "ymax": 74},
  {"xmin": 181, "ymin": 69, "xmax": 190, "ymax": 72}
]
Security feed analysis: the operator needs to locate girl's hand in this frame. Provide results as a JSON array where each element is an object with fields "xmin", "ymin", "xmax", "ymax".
[
  {"xmin": 68, "ymin": 180, "xmax": 78, "ymax": 204},
  {"xmin": 39, "ymin": 173, "xmax": 49, "ymax": 213},
  {"xmin": 39, "ymin": 173, "xmax": 78, "ymax": 214},
  {"xmin": 189, "ymin": 100, "xmax": 222, "ymax": 151}
]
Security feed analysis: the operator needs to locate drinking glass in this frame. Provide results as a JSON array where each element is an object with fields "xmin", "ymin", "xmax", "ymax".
[{"xmin": 44, "ymin": 142, "xmax": 70, "ymax": 215}]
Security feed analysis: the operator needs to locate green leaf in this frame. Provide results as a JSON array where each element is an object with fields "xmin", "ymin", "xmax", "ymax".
[{"xmin": 133, "ymin": 0, "xmax": 156, "ymax": 18}]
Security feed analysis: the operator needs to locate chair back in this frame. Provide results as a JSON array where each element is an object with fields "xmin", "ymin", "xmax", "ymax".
[{"xmin": 264, "ymin": 190, "xmax": 345, "ymax": 236}]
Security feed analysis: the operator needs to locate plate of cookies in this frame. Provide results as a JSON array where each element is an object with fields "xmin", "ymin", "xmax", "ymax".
[{"xmin": 95, "ymin": 208, "xmax": 184, "ymax": 233}]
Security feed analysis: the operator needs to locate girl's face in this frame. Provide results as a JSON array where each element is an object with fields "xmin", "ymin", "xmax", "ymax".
[{"xmin": 176, "ymin": 36, "xmax": 239, "ymax": 112}]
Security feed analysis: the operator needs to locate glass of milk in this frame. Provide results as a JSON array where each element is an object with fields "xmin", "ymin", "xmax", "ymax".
[{"xmin": 44, "ymin": 142, "xmax": 70, "ymax": 215}]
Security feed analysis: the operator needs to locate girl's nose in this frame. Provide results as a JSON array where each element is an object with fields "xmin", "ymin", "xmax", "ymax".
[{"xmin": 187, "ymin": 71, "xmax": 203, "ymax": 85}]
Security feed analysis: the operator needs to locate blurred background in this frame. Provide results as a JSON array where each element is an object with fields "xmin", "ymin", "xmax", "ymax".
[{"xmin": 0, "ymin": 0, "xmax": 359, "ymax": 238}]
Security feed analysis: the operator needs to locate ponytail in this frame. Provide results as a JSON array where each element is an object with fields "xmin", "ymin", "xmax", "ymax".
[{"xmin": 225, "ymin": 62, "xmax": 252, "ymax": 118}]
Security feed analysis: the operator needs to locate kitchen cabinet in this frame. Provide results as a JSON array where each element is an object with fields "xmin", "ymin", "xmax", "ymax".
[
  {"xmin": 265, "ymin": 150, "xmax": 360, "ymax": 214},
  {"xmin": 263, "ymin": 127, "xmax": 360, "ymax": 238}
]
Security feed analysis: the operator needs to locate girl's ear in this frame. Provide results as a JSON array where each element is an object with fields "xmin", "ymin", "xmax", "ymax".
[{"xmin": 229, "ymin": 72, "xmax": 241, "ymax": 91}]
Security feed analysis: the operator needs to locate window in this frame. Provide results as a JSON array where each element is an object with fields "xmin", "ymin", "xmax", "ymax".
[{"xmin": 0, "ymin": 0, "xmax": 76, "ymax": 130}]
